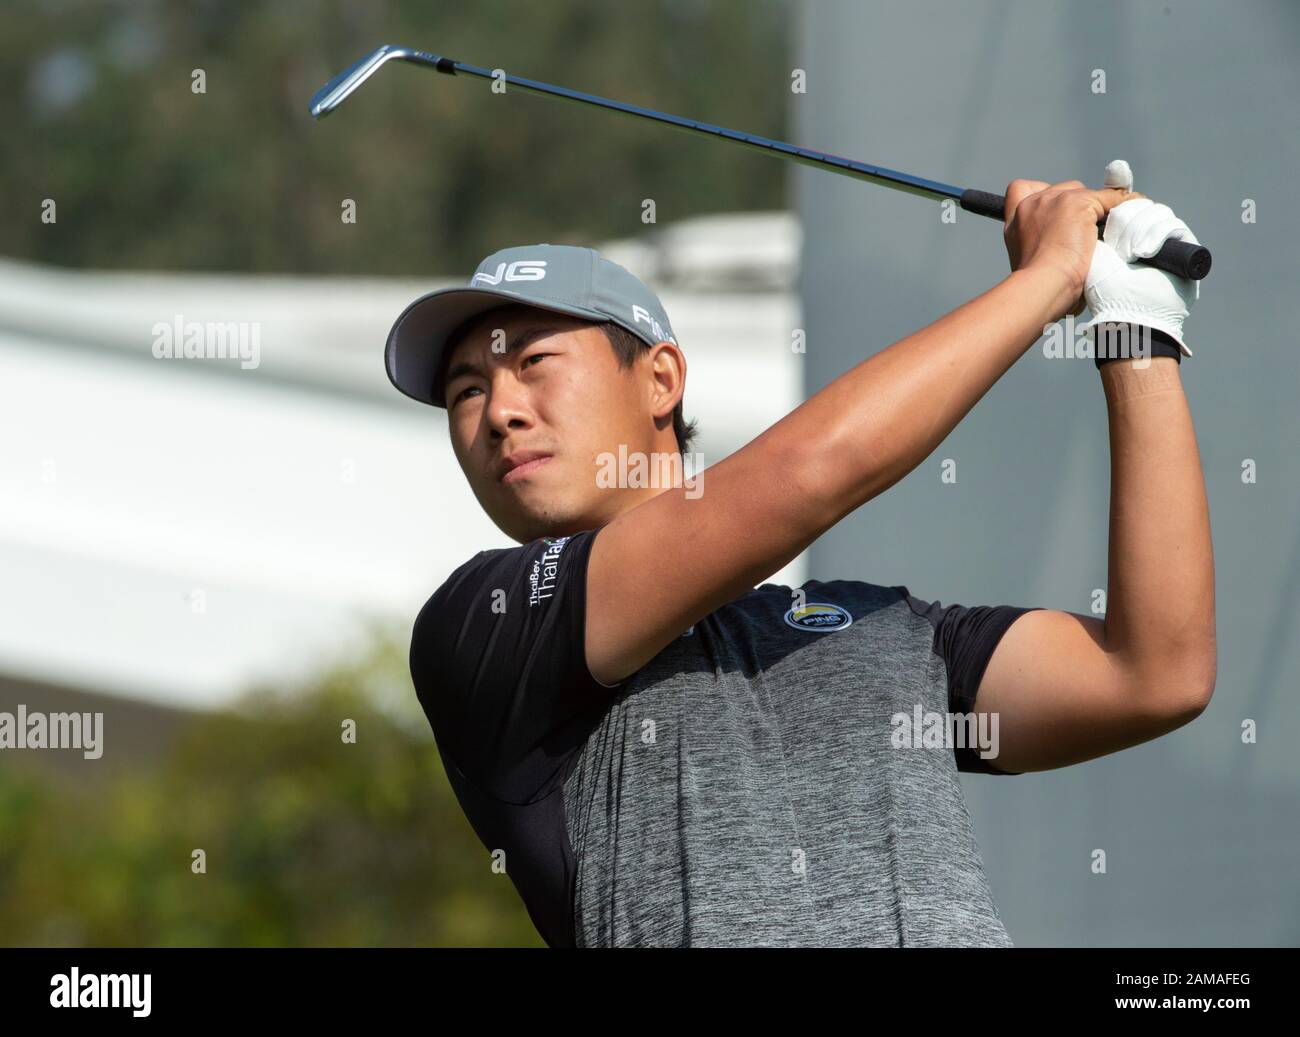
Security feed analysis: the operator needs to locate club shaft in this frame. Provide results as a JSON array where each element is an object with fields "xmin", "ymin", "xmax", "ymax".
[
  {"xmin": 433, "ymin": 54, "xmax": 963, "ymax": 204},
  {"xmin": 313, "ymin": 46, "xmax": 1212, "ymax": 280}
]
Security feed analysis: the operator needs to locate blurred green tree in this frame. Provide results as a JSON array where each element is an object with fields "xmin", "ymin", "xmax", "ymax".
[
  {"xmin": 1, "ymin": 0, "xmax": 790, "ymax": 274},
  {"xmin": 0, "ymin": 631, "xmax": 547, "ymax": 947}
]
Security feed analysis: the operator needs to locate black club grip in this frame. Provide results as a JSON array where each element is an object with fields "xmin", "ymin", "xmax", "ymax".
[{"xmin": 959, "ymin": 188, "xmax": 1212, "ymax": 281}]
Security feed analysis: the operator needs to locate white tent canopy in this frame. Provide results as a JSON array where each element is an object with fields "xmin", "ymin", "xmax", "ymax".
[{"xmin": 0, "ymin": 213, "xmax": 805, "ymax": 707}]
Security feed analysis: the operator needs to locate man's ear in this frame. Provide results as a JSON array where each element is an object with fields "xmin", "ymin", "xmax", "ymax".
[{"xmin": 646, "ymin": 341, "xmax": 686, "ymax": 422}]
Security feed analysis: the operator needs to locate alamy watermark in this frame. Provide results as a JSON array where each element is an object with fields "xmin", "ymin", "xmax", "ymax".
[
  {"xmin": 152, "ymin": 313, "xmax": 261, "ymax": 369},
  {"xmin": 596, "ymin": 444, "xmax": 704, "ymax": 499},
  {"xmin": 891, "ymin": 705, "xmax": 1000, "ymax": 763},
  {"xmin": 1042, "ymin": 316, "xmax": 1161, "ymax": 367},
  {"xmin": 0, "ymin": 704, "xmax": 103, "ymax": 760},
  {"xmin": 50, "ymin": 968, "xmax": 150, "ymax": 1016}
]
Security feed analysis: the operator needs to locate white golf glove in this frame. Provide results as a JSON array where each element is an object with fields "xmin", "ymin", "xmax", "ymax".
[{"xmin": 1079, "ymin": 194, "xmax": 1200, "ymax": 357}]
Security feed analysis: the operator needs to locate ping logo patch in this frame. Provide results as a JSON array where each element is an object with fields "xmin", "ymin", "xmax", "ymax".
[{"xmin": 783, "ymin": 602, "xmax": 853, "ymax": 632}]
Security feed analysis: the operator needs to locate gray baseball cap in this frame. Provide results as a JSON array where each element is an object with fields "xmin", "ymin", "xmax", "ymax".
[{"xmin": 385, "ymin": 243, "xmax": 679, "ymax": 407}]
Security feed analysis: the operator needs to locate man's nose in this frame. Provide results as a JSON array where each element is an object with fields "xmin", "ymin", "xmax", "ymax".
[{"xmin": 484, "ymin": 374, "xmax": 534, "ymax": 433}]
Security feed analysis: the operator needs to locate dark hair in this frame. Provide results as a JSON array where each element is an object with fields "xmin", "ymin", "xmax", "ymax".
[{"xmin": 441, "ymin": 305, "xmax": 699, "ymax": 454}]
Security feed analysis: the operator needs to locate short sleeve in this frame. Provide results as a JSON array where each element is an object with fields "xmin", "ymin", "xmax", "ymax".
[
  {"xmin": 902, "ymin": 589, "xmax": 1042, "ymax": 775},
  {"xmin": 410, "ymin": 528, "xmax": 616, "ymax": 803}
]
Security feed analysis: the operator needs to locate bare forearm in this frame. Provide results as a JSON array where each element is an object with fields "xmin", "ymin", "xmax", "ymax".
[
  {"xmin": 1100, "ymin": 356, "xmax": 1217, "ymax": 696},
  {"xmin": 775, "ymin": 265, "xmax": 1075, "ymax": 522}
]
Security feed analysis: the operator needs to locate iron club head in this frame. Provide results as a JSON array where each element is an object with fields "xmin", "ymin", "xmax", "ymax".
[{"xmin": 309, "ymin": 44, "xmax": 441, "ymax": 118}]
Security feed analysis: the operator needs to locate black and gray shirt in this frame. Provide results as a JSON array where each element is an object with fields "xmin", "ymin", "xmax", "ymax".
[{"xmin": 410, "ymin": 528, "xmax": 1038, "ymax": 947}]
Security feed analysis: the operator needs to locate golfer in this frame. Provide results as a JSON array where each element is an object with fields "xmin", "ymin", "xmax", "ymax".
[{"xmin": 389, "ymin": 175, "xmax": 1216, "ymax": 947}]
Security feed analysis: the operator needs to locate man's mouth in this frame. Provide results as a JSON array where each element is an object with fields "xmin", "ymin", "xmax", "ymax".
[{"xmin": 500, "ymin": 454, "xmax": 553, "ymax": 485}]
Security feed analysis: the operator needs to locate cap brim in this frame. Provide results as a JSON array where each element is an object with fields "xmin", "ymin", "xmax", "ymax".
[{"xmin": 385, "ymin": 286, "xmax": 608, "ymax": 406}]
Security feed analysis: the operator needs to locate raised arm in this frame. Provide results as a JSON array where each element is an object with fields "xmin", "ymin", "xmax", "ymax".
[
  {"xmin": 973, "ymin": 351, "xmax": 1217, "ymax": 772},
  {"xmin": 965, "ymin": 187, "xmax": 1216, "ymax": 773},
  {"xmin": 586, "ymin": 179, "xmax": 1132, "ymax": 686}
]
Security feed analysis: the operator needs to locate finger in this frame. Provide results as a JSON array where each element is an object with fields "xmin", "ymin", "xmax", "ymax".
[
  {"xmin": 1030, "ymin": 179, "xmax": 1088, "ymax": 204},
  {"xmin": 1004, "ymin": 178, "xmax": 1052, "ymax": 221},
  {"xmin": 1131, "ymin": 212, "xmax": 1193, "ymax": 259},
  {"xmin": 1080, "ymin": 187, "xmax": 1137, "ymax": 220}
]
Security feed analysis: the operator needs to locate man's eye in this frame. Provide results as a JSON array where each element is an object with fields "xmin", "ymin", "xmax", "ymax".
[
  {"xmin": 523, "ymin": 352, "xmax": 552, "ymax": 367},
  {"xmin": 451, "ymin": 386, "xmax": 481, "ymax": 406}
]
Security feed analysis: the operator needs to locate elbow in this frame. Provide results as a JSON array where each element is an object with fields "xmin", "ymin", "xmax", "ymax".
[
  {"xmin": 1190, "ymin": 657, "xmax": 1218, "ymax": 716},
  {"xmin": 1189, "ymin": 633, "xmax": 1219, "ymax": 713},
  {"xmin": 1171, "ymin": 678, "xmax": 1214, "ymax": 727},
  {"xmin": 1158, "ymin": 646, "xmax": 1218, "ymax": 724},
  {"xmin": 1125, "ymin": 638, "xmax": 1217, "ymax": 727}
]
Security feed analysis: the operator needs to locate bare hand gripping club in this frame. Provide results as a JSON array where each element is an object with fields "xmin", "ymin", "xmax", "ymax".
[{"xmin": 310, "ymin": 44, "xmax": 1212, "ymax": 281}]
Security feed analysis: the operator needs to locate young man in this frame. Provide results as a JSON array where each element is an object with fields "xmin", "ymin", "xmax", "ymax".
[{"xmin": 387, "ymin": 177, "xmax": 1216, "ymax": 947}]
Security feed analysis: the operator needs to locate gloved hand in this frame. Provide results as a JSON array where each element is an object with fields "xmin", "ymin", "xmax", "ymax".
[{"xmin": 1079, "ymin": 174, "xmax": 1200, "ymax": 357}]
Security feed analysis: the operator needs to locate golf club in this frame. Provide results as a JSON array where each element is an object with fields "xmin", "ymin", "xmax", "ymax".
[{"xmin": 309, "ymin": 44, "xmax": 1212, "ymax": 280}]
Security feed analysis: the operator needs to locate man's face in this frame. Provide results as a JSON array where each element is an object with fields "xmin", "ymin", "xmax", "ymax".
[{"xmin": 441, "ymin": 304, "xmax": 665, "ymax": 542}]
